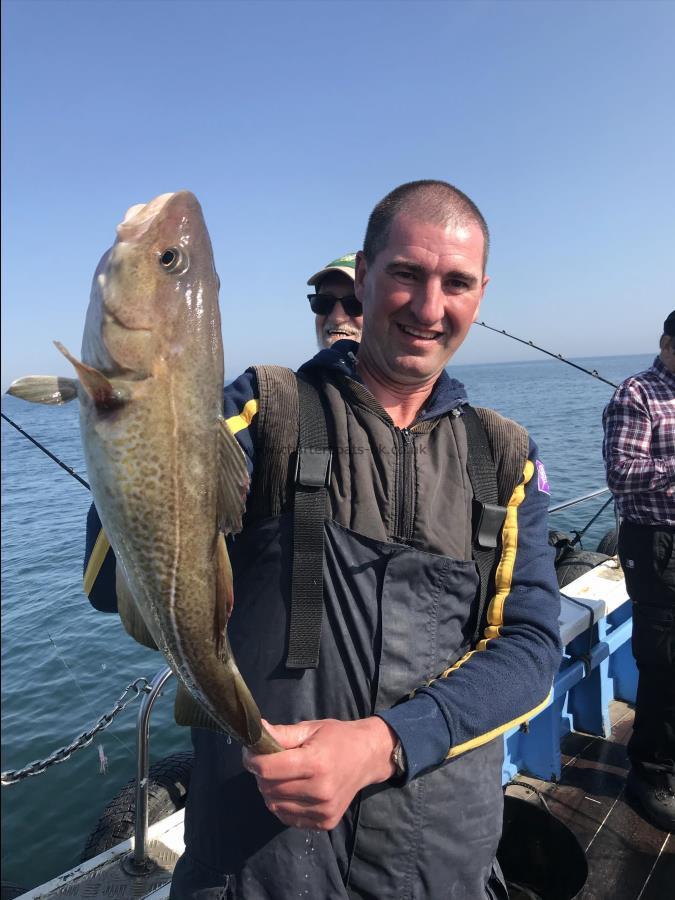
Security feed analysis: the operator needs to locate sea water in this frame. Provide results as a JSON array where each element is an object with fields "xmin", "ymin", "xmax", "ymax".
[{"xmin": 0, "ymin": 352, "xmax": 653, "ymax": 889}]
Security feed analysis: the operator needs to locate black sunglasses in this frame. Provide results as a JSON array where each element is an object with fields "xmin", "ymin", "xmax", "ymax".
[{"xmin": 307, "ymin": 293, "xmax": 362, "ymax": 317}]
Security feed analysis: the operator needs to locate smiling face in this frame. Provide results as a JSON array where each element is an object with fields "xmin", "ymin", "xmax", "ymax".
[
  {"xmin": 354, "ymin": 212, "xmax": 488, "ymax": 392},
  {"xmin": 314, "ymin": 271, "xmax": 363, "ymax": 349}
]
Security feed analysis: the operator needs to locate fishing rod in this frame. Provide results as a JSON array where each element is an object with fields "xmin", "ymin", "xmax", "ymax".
[
  {"xmin": 475, "ymin": 321, "xmax": 619, "ymax": 389},
  {"xmin": 1, "ymin": 411, "xmax": 90, "ymax": 490},
  {"xmin": 568, "ymin": 495, "xmax": 615, "ymax": 549}
]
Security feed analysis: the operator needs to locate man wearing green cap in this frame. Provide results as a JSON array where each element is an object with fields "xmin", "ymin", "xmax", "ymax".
[{"xmin": 307, "ymin": 253, "xmax": 363, "ymax": 349}]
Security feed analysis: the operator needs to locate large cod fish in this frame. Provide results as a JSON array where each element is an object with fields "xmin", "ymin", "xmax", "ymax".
[{"xmin": 9, "ymin": 191, "xmax": 281, "ymax": 753}]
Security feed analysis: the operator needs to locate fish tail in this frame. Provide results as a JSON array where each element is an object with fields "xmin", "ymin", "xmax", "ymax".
[{"xmin": 250, "ymin": 728, "xmax": 283, "ymax": 754}]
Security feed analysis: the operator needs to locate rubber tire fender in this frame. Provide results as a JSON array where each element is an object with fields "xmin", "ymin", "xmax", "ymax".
[
  {"xmin": 548, "ymin": 530, "xmax": 575, "ymax": 566},
  {"xmin": 555, "ymin": 549, "xmax": 610, "ymax": 589},
  {"xmin": 81, "ymin": 751, "xmax": 193, "ymax": 861},
  {"xmin": 596, "ymin": 528, "xmax": 618, "ymax": 557},
  {"xmin": 1, "ymin": 882, "xmax": 27, "ymax": 900}
]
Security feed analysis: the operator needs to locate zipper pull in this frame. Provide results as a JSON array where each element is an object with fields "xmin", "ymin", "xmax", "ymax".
[{"xmin": 401, "ymin": 427, "xmax": 413, "ymax": 444}]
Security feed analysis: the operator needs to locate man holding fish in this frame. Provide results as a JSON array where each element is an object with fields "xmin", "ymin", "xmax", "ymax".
[{"xmin": 11, "ymin": 180, "xmax": 562, "ymax": 898}]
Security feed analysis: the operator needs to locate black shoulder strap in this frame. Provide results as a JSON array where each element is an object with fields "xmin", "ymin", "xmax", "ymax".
[
  {"xmin": 283, "ymin": 387, "xmax": 511, "ymax": 664},
  {"xmin": 285, "ymin": 375, "xmax": 332, "ymax": 669},
  {"xmin": 462, "ymin": 404, "xmax": 508, "ymax": 645}
]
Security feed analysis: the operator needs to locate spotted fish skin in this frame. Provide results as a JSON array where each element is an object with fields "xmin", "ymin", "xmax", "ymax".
[{"xmin": 9, "ymin": 191, "xmax": 280, "ymax": 754}]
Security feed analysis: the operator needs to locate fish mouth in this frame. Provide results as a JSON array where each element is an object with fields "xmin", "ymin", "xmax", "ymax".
[
  {"xmin": 104, "ymin": 308, "xmax": 153, "ymax": 334},
  {"xmin": 116, "ymin": 192, "xmax": 177, "ymax": 242},
  {"xmin": 115, "ymin": 191, "xmax": 198, "ymax": 243},
  {"xmin": 100, "ymin": 309, "xmax": 154, "ymax": 379}
]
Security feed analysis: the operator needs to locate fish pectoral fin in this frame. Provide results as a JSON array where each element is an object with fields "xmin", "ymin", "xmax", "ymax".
[
  {"xmin": 116, "ymin": 568, "xmax": 159, "ymax": 651},
  {"xmin": 217, "ymin": 418, "xmax": 250, "ymax": 535},
  {"xmin": 53, "ymin": 341, "xmax": 128, "ymax": 409},
  {"xmin": 214, "ymin": 532, "xmax": 234, "ymax": 660},
  {"xmin": 7, "ymin": 375, "xmax": 79, "ymax": 405}
]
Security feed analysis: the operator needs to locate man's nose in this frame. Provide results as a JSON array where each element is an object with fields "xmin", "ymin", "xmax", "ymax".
[
  {"xmin": 411, "ymin": 280, "xmax": 445, "ymax": 325},
  {"xmin": 326, "ymin": 300, "xmax": 350, "ymax": 323}
]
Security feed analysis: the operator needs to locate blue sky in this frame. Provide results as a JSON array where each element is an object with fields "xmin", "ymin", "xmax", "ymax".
[{"xmin": 2, "ymin": 0, "xmax": 673, "ymax": 390}]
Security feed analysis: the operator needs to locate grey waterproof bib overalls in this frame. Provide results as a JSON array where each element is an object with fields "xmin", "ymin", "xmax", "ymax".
[{"xmin": 171, "ymin": 366, "xmax": 527, "ymax": 900}]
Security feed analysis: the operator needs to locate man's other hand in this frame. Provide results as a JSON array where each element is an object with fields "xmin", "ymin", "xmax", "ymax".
[{"xmin": 242, "ymin": 717, "xmax": 398, "ymax": 831}]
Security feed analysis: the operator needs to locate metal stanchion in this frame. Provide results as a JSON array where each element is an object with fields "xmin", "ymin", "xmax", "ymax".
[{"xmin": 122, "ymin": 665, "xmax": 174, "ymax": 876}]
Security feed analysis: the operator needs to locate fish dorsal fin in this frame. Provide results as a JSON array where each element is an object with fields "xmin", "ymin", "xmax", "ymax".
[
  {"xmin": 217, "ymin": 417, "xmax": 249, "ymax": 535},
  {"xmin": 7, "ymin": 376, "xmax": 78, "ymax": 405},
  {"xmin": 54, "ymin": 341, "xmax": 127, "ymax": 410},
  {"xmin": 214, "ymin": 532, "xmax": 234, "ymax": 660}
]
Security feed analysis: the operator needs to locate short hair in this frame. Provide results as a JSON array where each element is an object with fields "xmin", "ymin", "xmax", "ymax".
[
  {"xmin": 362, "ymin": 180, "xmax": 490, "ymax": 270},
  {"xmin": 664, "ymin": 310, "xmax": 675, "ymax": 338}
]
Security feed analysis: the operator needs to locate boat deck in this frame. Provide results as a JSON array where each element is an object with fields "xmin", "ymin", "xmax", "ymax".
[
  {"xmin": 18, "ymin": 702, "xmax": 674, "ymax": 900},
  {"xmin": 17, "ymin": 811, "xmax": 184, "ymax": 900},
  {"xmin": 511, "ymin": 701, "xmax": 674, "ymax": 899}
]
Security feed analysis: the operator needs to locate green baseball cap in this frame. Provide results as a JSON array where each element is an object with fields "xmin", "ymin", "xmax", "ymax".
[{"xmin": 307, "ymin": 252, "xmax": 357, "ymax": 286}]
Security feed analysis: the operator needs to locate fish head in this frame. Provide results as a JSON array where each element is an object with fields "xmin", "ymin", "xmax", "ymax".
[{"xmin": 83, "ymin": 191, "xmax": 221, "ymax": 379}]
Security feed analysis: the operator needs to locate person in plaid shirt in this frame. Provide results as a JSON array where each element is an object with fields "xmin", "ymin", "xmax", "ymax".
[{"xmin": 603, "ymin": 310, "xmax": 675, "ymax": 832}]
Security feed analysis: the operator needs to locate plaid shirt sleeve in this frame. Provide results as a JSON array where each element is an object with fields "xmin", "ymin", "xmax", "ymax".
[{"xmin": 602, "ymin": 380, "xmax": 675, "ymax": 494}]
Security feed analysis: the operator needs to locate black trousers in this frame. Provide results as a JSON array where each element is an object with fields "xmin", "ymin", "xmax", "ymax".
[{"xmin": 618, "ymin": 520, "xmax": 675, "ymax": 783}]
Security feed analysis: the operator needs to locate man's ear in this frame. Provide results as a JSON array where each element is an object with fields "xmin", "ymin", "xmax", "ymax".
[
  {"xmin": 354, "ymin": 251, "xmax": 367, "ymax": 300},
  {"xmin": 473, "ymin": 274, "xmax": 489, "ymax": 321}
]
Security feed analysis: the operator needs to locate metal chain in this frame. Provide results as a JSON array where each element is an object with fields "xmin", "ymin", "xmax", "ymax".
[{"xmin": 1, "ymin": 676, "xmax": 151, "ymax": 786}]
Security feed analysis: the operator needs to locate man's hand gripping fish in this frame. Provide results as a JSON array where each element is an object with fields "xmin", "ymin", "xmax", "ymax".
[{"xmin": 9, "ymin": 191, "xmax": 281, "ymax": 754}]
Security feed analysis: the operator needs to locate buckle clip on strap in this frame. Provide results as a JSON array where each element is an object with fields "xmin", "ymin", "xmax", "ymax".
[
  {"xmin": 286, "ymin": 376, "xmax": 331, "ymax": 670},
  {"xmin": 472, "ymin": 498, "xmax": 507, "ymax": 550},
  {"xmin": 294, "ymin": 447, "xmax": 332, "ymax": 488},
  {"xmin": 462, "ymin": 404, "xmax": 507, "ymax": 645}
]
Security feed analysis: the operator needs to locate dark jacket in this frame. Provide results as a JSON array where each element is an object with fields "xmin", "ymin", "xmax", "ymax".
[{"xmin": 84, "ymin": 342, "xmax": 562, "ymax": 899}]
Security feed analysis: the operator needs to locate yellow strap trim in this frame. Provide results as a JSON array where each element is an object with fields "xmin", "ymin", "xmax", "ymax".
[
  {"xmin": 83, "ymin": 529, "xmax": 111, "ymax": 596},
  {"xmin": 476, "ymin": 458, "xmax": 535, "ymax": 649},
  {"xmin": 423, "ymin": 458, "xmax": 540, "ymax": 758},
  {"xmin": 446, "ymin": 688, "xmax": 554, "ymax": 758},
  {"xmin": 432, "ymin": 457, "xmax": 535, "ymax": 683},
  {"xmin": 225, "ymin": 399, "xmax": 259, "ymax": 435}
]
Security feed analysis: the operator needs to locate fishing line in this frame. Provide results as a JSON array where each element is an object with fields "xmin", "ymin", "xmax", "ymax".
[
  {"xmin": 473, "ymin": 323, "xmax": 619, "ymax": 543},
  {"xmin": 3, "ymin": 415, "xmax": 132, "ymax": 759},
  {"xmin": 1, "ymin": 411, "xmax": 90, "ymax": 490},
  {"xmin": 475, "ymin": 322, "xmax": 619, "ymax": 389},
  {"xmin": 46, "ymin": 632, "xmax": 133, "ymax": 759}
]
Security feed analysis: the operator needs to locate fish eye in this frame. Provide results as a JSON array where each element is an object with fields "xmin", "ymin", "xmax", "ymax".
[{"xmin": 159, "ymin": 247, "xmax": 189, "ymax": 275}]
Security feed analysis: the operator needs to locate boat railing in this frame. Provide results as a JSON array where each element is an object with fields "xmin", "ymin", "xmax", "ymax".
[
  {"xmin": 123, "ymin": 664, "xmax": 174, "ymax": 875},
  {"xmin": 548, "ymin": 486, "xmax": 618, "ymax": 547},
  {"xmin": 549, "ymin": 486, "xmax": 611, "ymax": 515}
]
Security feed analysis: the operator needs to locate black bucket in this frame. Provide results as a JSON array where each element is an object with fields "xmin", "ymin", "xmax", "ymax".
[{"xmin": 497, "ymin": 790, "xmax": 588, "ymax": 900}]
